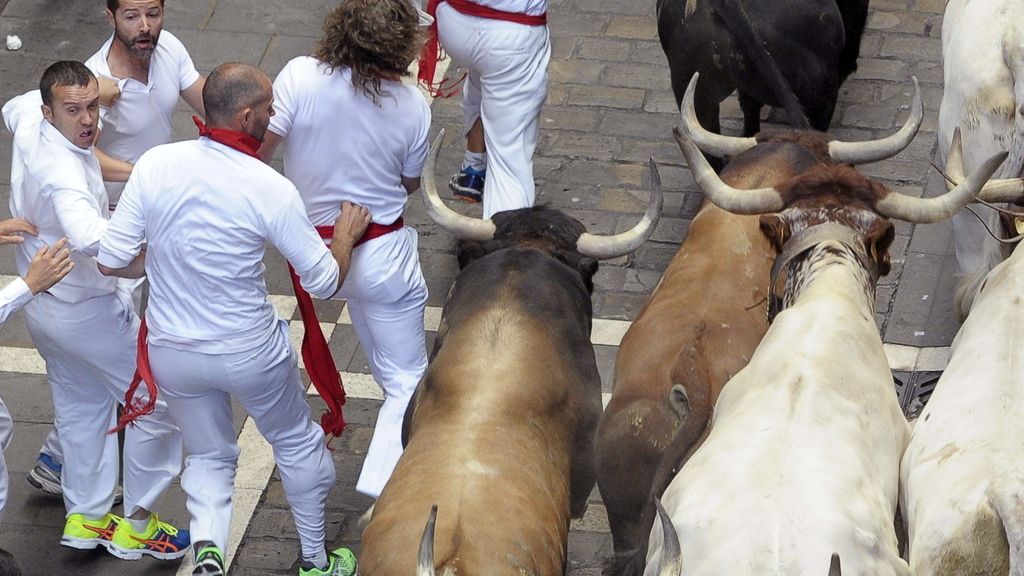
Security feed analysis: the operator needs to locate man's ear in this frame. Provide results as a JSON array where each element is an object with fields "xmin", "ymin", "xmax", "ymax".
[
  {"xmin": 237, "ymin": 107, "xmax": 254, "ymax": 131},
  {"xmin": 40, "ymin": 103, "xmax": 54, "ymax": 124},
  {"xmin": 864, "ymin": 218, "xmax": 895, "ymax": 276},
  {"xmin": 105, "ymin": 8, "xmax": 116, "ymax": 27},
  {"xmin": 759, "ymin": 214, "xmax": 790, "ymax": 253}
]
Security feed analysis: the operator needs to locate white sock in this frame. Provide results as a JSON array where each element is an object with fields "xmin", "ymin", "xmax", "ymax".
[
  {"xmin": 304, "ymin": 549, "xmax": 329, "ymax": 570},
  {"xmin": 462, "ymin": 150, "xmax": 487, "ymax": 173},
  {"xmin": 127, "ymin": 514, "xmax": 150, "ymax": 533}
]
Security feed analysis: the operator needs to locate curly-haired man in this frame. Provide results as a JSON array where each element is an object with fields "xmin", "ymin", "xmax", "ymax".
[{"xmin": 260, "ymin": 0, "xmax": 430, "ymax": 516}]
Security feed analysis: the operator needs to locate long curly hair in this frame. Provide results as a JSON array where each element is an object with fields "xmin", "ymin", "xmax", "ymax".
[{"xmin": 315, "ymin": 0, "xmax": 424, "ymax": 103}]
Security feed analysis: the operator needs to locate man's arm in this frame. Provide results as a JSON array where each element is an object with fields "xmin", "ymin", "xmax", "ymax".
[
  {"xmin": 180, "ymin": 76, "xmax": 206, "ymax": 118},
  {"xmin": 258, "ymin": 130, "xmax": 284, "ymax": 163},
  {"xmin": 95, "ymin": 147, "xmax": 133, "ymax": 183},
  {"xmin": 401, "ymin": 176, "xmax": 421, "ymax": 196},
  {"xmin": 97, "ymin": 248, "xmax": 146, "ymax": 278},
  {"xmin": 329, "ymin": 201, "xmax": 371, "ymax": 294},
  {"xmin": 0, "ymin": 218, "xmax": 37, "ymax": 244}
]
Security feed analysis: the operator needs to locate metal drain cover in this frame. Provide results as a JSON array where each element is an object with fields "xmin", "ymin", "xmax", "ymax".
[{"xmin": 892, "ymin": 370, "xmax": 942, "ymax": 419}]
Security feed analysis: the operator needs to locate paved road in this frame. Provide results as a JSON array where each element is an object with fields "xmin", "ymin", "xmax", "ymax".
[{"xmin": 0, "ymin": 0, "xmax": 955, "ymax": 573}]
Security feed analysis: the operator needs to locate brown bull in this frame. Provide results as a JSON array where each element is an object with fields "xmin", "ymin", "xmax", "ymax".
[
  {"xmin": 358, "ymin": 130, "xmax": 663, "ymax": 576},
  {"xmin": 598, "ymin": 73, "xmax": 928, "ymax": 576}
]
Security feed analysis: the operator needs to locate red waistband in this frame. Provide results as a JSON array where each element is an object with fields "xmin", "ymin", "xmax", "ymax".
[
  {"xmin": 444, "ymin": 0, "xmax": 547, "ymax": 24},
  {"xmin": 315, "ymin": 216, "xmax": 404, "ymax": 248}
]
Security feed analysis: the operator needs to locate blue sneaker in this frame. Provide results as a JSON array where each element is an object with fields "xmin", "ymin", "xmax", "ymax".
[
  {"xmin": 449, "ymin": 166, "xmax": 485, "ymax": 203},
  {"xmin": 29, "ymin": 453, "xmax": 123, "ymax": 504}
]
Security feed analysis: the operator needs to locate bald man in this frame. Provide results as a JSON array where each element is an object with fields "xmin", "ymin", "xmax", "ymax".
[{"xmin": 98, "ymin": 63, "xmax": 361, "ymax": 576}]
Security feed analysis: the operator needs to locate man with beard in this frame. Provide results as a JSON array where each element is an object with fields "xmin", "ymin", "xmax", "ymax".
[
  {"xmin": 3, "ymin": 60, "xmax": 187, "ymax": 560},
  {"xmin": 98, "ymin": 62, "xmax": 363, "ymax": 576},
  {"xmin": 26, "ymin": 0, "xmax": 205, "ymax": 500}
]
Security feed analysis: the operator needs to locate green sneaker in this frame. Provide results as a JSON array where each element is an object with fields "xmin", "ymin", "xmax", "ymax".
[
  {"xmin": 192, "ymin": 540, "xmax": 225, "ymax": 575},
  {"xmin": 61, "ymin": 513, "xmax": 120, "ymax": 551},
  {"xmin": 298, "ymin": 547, "xmax": 357, "ymax": 576},
  {"xmin": 107, "ymin": 513, "xmax": 190, "ymax": 560}
]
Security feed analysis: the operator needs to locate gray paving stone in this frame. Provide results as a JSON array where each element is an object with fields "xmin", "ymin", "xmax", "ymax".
[
  {"xmin": 567, "ymin": 84, "xmax": 646, "ymax": 110},
  {"xmin": 576, "ymin": 36, "xmax": 632, "ymax": 62}
]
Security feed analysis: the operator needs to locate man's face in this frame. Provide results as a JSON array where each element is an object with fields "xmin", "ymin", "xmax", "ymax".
[
  {"xmin": 42, "ymin": 80, "xmax": 100, "ymax": 150},
  {"xmin": 107, "ymin": 0, "xmax": 164, "ymax": 59},
  {"xmin": 246, "ymin": 79, "xmax": 276, "ymax": 143}
]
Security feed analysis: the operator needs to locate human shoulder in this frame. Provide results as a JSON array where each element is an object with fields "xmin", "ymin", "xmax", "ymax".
[
  {"xmin": 156, "ymin": 30, "xmax": 190, "ymax": 58},
  {"xmin": 83, "ymin": 36, "xmax": 113, "ymax": 76},
  {"xmin": 30, "ymin": 140, "xmax": 91, "ymax": 195}
]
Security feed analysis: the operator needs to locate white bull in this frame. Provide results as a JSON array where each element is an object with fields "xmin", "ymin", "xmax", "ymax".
[
  {"xmin": 900, "ymin": 133, "xmax": 1024, "ymax": 575},
  {"xmin": 938, "ymin": 0, "xmax": 1024, "ymax": 320},
  {"xmin": 642, "ymin": 75, "xmax": 1006, "ymax": 576}
]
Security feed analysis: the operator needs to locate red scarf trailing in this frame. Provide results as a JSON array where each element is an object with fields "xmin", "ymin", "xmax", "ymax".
[
  {"xmin": 286, "ymin": 218, "xmax": 405, "ymax": 441},
  {"xmin": 192, "ymin": 115, "xmax": 262, "ymax": 158},
  {"xmin": 417, "ymin": 0, "xmax": 546, "ymax": 97}
]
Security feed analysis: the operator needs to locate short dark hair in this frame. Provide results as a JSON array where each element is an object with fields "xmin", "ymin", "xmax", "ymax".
[
  {"xmin": 107, "ymin": 0, "xmax": 165, "ymax": 13},
  {"xmin": 0, "ymin": 548, "xmax": 23, "ymax": 576},
  {"xmin": 202, "ymin": 63, "xmax": 268, "ymax": 125},
  {"xmin": 39, "ymin": 61, "xmax": 96, "ymax": 107}
]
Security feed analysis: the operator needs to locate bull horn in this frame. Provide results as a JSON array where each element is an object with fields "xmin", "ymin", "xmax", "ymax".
[
  {"xmin": 876, "ymin": 150, "xmax": 1009, "ymax": 223},
  {"xmin": 828, "ymin": 553, "xmax": 841, "ymax": 576},
  {"xmin": 828, "ymin": 77, "xmax": 923, "ymax": 165},
  {"xmin": 946, "ymin": 127, "xmax": 1024, "ymax": 203},
  {"xmin": 422, "ymin": 129, "xmax": 497, "ymax": 241},
  {"xmin": 678, "ymin": 72, "xmax": 757, "ymax": 158},
  {"xmin": 576, "ymin": 158, "xmax": 664, "ymax": 259},
  {"xmin": 654, "ymin": 498, "xmax": 683, "ymax": 576},
  {"xmin": 416, "ymin": 505, "xmax": 439, "ymax": 576},
  {"xmin": 675, "ymin": 128, "xmax": 785, "ymax": 214}
]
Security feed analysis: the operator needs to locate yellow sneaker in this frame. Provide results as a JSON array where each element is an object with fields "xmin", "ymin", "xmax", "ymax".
[
  {"xmin": 107, "ymin": 513, "xmax": 190, "ymax": 560},
  {"xmin": 61, "ymin": 513, "xmax": 120, "ymax": 551}
]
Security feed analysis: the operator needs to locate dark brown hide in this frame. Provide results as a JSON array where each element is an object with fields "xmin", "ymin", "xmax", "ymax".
[{"xmin": 361, "ymin": 208, "xmax": 603, "ymax": 576}]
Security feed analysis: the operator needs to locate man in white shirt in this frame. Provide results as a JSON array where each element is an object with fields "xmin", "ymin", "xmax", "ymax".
[
  {"xmin": 99, "ymin": 62, "xmax": 365, "ymax": 576},
  {"xmin": 28, "ymin": 0, "xmax": 206, "ymax": 500},
  {"xmin": 2, "ymin": 60, "xmax": 187, "ymax": 560},
  {"xmin": 260, "ymin": 0, "xmax": 430, "ymax": 506},
  {"xmin": 426, "ymin": 0, "xmax": 550, "ymax": 217},
  {"xmin": 0, "ymin": 228, "xmax": 73, "ymax": 525}
]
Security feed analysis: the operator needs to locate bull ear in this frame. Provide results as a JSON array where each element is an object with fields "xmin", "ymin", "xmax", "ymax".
[
  {"xmin": 669, "ymin": 384, "xmax": 690, "ymax": 421},
  {"xmin": 864, "ymin": 219, "xmax": 895, "ymax": 276},
  {"xmin": 759, "ymin": 214, "xmax": 790, "ymax": 253}
]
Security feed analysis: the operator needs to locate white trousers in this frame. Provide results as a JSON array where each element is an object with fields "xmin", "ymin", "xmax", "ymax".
[
  {"xmin": 24, "ymin": 291, "xmax": 182, "ymax": 519},
  {"xmin": 0, "ymin": 396, "xmax": 12, "ymax": 523},
  {"xmin": 335, "ymin": 228, "xmax": 428, "ymax": 499},
  {"xmin": 150, "ymin": 319, "xmax": 335, "ymax": 559},
  {"xmin": 437, "ymin": 3, "xmax": 551, "ymax": 219}
]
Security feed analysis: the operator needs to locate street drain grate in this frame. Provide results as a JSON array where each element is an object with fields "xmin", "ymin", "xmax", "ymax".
[{"xmin": 892, "ymin": 370, "xmax": 942, "ymax": 419}]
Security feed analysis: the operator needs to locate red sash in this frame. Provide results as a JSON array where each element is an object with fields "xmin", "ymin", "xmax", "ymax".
[
  {"xmin": 417, "ymin": 0, "xmax": 547, "ymax": 97},
  {"xmin": 285, "ymin": 217, "xmax": 405, "ymax": 439}
]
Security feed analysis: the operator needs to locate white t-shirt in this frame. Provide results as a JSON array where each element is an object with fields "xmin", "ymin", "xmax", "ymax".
[
  {"xmin": 85, "ymin": 31, "xmax": 201, "ymax": 203},
  {"xmin": 268, "ymin": 56, "xmax": 431, "ymax": 227},
  {"xmin": 97, "ymin": 138, "xmax": 340, "ymax": 354},
  {"xmin": 469, "ymin": 0, "xmax": 547, "ymax": 17},
  {"xmin": 3, "ymin": 90, "xmax": 117, "ymax": 304}
]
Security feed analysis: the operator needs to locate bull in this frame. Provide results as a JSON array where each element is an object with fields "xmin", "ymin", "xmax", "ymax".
[
  {"xmin": 936, "ymin": 0, "xmax": 1024, "ymax": 321},
  {"xmin": 899, "ymin": 130, "xmax": 1024, "ymax": 575},
  {"xmin": 357, "ymin": 130, "xmax": 663, "ymax": 575},
  {"xmin": 658, "ymin": 0, "xmax": 868, "ymax": 137},
  {"xmin": 641, "ymin": 76, "xmax": 1006, "ymax": 575},
  {"xmin": 600, "ymin": 73, "xmax": 927, "ymax": 576}
]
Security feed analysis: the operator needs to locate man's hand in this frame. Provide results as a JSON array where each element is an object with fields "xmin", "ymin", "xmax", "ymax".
[
  {"xmin": 0, "ymin": 218, "xmax": 37, "ymax": 244},
  {"xmin": 332, "ymin": 201, "xmax": 371, "ymax": 250},
  {"xmin": 24, "ymin": 238, "xmax": 73, "ymax": 295},
  {"xmin": 97, "ymin": 76, "xmax": 122, "ymax": 108}
]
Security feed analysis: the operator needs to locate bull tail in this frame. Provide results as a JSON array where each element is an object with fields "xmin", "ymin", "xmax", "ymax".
[
  {"xmin": 416, "ymin": 505, "xmax": 439, "ymax": 576},
  {"xmin": 706, "ymin": 0, "xmax": 811, "ymax": 130},
  {"xmin": 603, "ymin": 384, "xmax": 712, "ymax": 576}
]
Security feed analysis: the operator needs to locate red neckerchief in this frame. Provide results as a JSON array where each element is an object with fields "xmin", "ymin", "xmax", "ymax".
[{"xmin": 192, "ymin": 115, "xmax": 261, "ymax": 158}]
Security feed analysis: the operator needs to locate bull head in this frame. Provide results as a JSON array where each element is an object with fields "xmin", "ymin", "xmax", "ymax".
[
  {"xmin": 678, "ymin": 73, "xmax": 924, "ymax": 165},
  {"xmin": 422, "ymin": 129, "xmax": 664, "ymax": 260},
  {"xmin": 675, "ymin": 111, "xmax": 1008, "ymax": 223}
]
